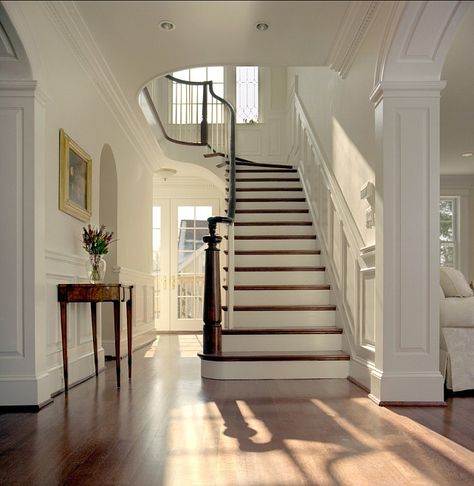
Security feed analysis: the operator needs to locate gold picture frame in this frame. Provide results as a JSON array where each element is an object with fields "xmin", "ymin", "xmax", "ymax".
[{"xmin": 59, "ymin": 129, "xmax": 92, "ymax": 222}]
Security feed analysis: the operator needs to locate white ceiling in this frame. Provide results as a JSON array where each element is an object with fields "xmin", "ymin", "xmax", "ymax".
[
  {"xmin": 441, "ymin": 4, "xmax": 474, "ymax": 175},
  {"xmin": 76, "ymin": 0, "xmax": 350, "ymax": 93},
  {"xmin": 72, "ymin": 1, "xmax": 473, "ymax": 174}
]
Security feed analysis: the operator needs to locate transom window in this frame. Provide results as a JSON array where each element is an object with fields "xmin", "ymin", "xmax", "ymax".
[{"xmin": 440, "ymin": 197, "xmax": 459, "ymax": 268}]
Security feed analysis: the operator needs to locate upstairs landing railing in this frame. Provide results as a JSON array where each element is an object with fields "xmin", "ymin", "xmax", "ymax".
[{"xmin": 142, "ymin": 75, "xmax": 236, "ymax": 355}]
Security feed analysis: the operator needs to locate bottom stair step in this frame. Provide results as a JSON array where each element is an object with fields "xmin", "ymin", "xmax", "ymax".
[{"xmin": 200, "ymin": 351, "xmax": 350, "ymax": 380}]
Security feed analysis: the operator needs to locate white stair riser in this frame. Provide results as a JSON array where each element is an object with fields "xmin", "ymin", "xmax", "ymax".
[
  {"xmin": 201, "ymin": 360, "xmax": 349, "ymax": 380},
  {"xmin": 235, "ymin": 254, "xmax": 321, "ymax": 266},
  {"xmin": 237, "ymin": 190, "xmax": 304, "ymax": 199},
  {"xmin": 230, "ymin": 310, "xmax": 335, "ymax": 326},
  {"xmin": 235, "ymin": 201, "xmax": 307, "ymax": 210},
  {"xmin": 235, "ymin": 172, "xmax": 298, "ymax": 180},
  {"xmin": 222, "ymin": 333, "xmax": 341, "ymax": 352},
  {"xmin": 234, "ymin": 271, "xmax": 327, "ymax": 285},
  {"xmin": 237, "ymin": 181, "xmax": 302, "ymax": 188},
  {"xmin": 235, "ymin": 225, "xmax": 314, "ymax": 236},
  {"xmin": 233, "ymin": 289, "xmax": 330, "ymax": 306},
  {"xmin": 235, "ymin": 239, "xmax": 319, "ymax": 251},
  {"xmin": 236, "ymin": 212, "xmax": 311, "ymax": 222}
]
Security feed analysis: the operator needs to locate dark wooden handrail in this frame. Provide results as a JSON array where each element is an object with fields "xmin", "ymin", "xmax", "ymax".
[{"xmin": 141, "ymin": 73, "xmax": 236, "ymax": 355}]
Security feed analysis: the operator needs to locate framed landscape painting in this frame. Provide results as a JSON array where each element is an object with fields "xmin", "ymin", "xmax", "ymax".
[{"xmin": 59, "ymin": 129, "xmax": 92, "ymax": 222}]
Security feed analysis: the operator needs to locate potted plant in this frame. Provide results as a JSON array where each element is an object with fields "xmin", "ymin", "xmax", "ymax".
[{"xmin": 82, "ymin": 224, "xmax": 114, "ymax": 283}]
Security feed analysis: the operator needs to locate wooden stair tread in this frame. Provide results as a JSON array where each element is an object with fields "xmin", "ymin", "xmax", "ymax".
[
  {"xmin": 235, "ymin": 221, "xmax": 312, "ymax": 226},
  {"xmin": 198, "ymin": 350, "xmax": 350, "ymax": 362},
  {"xmin": 223, "ymin": 284, "xmax": 330, "ymax": 291},
  {"xmin": 226, "ymin": 160, "xmax": 294, "ymax": 169},
  {"xmin": 234, "ymin": 187, "xmax": 303, "ymax": 192},
  {"xmin": 224, "ymin": 266, "xmax": 326, "ymax": 272},
  {"xmin": 235, "ymin": 178, "xmax": 300, "ymax": 182},
  {"xmin": 232, "ymin": 235, "xmax": 317, "ymax": 240},
  {"xmin": 228, "ymin": 198, "xmax": 306, "ymax": 202},
  {"xmin": 222, "ymin": 327, "xmax": 341, "ymax": 335},
  {"xmin": 229, "ymin": 169, "xmax": 298, "ymax": 173},
  {"xmin": 222, "ymin": 305, "xmax": 336, "ymax": 311},
  {"xmin": 225, "ymin": 250, "xmax": 321, "ymax": 255},
  {"xmin": 236, "ymin": 209, "xmax": 309, "ymax": 214}
]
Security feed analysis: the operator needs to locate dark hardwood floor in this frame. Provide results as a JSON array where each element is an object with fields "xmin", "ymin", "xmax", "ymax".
[{"xmin": 0, "ymin": 335, "xmax": 473, "ymax": 485}]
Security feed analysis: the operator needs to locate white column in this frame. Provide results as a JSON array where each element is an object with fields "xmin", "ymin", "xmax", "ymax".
[
  {"xmin": 0, "ymin": 81, "xmax": 49, "ymax": 408},
  {"xmin": 370, "ymin": 81, "xmax": 445, "ymax": 404}
]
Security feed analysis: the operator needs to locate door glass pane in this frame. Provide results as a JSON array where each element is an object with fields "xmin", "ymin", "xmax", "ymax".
[
  {"xmin": 176, "ymin": 205, "xmax": 214, "ymax": 320},
  {"xmin": 152, "ymin": 206, "xmax": 162, "ymax": 319}
]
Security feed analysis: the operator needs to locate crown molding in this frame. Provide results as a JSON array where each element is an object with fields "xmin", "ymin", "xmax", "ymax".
[
  {"xmin": 41, "ymin": 1, "xmax": 159, "ymax": 173},
  {"xmin": 327, "ymin": 1, "xmax": 380, "ymax": 78},
  {"xmin": 370, "ymin": 80, "xmax": 446, "ymax": 106}
]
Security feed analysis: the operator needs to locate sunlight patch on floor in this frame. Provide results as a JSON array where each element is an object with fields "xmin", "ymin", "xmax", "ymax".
[
  {"xmin": 143, "ymin": 336, "xmax": 160, "ymax": 358},
  {"xmin": 178, "ymin": 334, "xmax": 201, "ymax": 357}
]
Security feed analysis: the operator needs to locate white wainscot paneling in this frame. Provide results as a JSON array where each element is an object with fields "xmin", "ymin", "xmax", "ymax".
[
  {"xmin": 236, "ymin": 126, "xmax": 262, "ymax": 155},
  {"xmin": 360, "ymin": 269, "xmax": 376, "ymax": 348},
  {"xmin": 289, "ymin": 92, "xmax": 376, "ymax": 389},
  {"xmin": 268, "ymin": 119, "xmax": 281, "ymax": 156}
]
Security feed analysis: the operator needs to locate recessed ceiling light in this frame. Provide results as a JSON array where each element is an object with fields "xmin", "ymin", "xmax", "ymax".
[
  {"xmin": 256, "ymin": 22, "xmax": 269, "ymax": 32},
  {"xmin": 159, "ymin": 20, "xmax": 175, "ymax": 31},
  {"xmin": 461, "ymin": 152, "xmax": 473, "ymax": 157}
]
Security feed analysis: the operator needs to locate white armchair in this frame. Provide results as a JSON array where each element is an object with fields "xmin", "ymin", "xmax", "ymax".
[{"xmin": 439, "ymin": 267, "xmax": 474, "ymax": 392}]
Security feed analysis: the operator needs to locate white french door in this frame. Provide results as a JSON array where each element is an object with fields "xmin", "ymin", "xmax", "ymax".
[{"xmin": 154, "ymin": 198, "xmax": 219, "ymax": 331}]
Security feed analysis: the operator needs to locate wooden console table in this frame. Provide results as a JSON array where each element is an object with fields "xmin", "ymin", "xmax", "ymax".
[{"xmin": 57, "ymin": 284, "xmax": 133, "ymax": 391}]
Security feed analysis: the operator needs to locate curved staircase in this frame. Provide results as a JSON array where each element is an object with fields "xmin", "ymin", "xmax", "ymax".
[{"xmin": 200, "ymin": 161, "xmax": 350, "ymax": 380}]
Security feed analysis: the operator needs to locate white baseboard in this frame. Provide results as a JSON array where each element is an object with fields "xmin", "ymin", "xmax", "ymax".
[{"xmin": 103, "ymin": 328, "xmax": 156, "ymax": 357}]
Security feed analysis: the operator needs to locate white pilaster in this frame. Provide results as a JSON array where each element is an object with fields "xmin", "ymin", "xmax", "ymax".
[
  {"xmin": 370, "ymin": 82, "xmax": 445, "ymax": 404},
  {"xmin": 0, "ymin": 81, "xmax": 50, "ymax": 407}
]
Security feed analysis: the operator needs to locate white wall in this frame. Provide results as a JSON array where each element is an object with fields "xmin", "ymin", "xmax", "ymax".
[
  {"xmin": 287, "ymin": 3, "xmax": 393, "ymax": 247},
  {"xmin": 0, "ymin": 1, "xmax": 155, "ymax": 406}
]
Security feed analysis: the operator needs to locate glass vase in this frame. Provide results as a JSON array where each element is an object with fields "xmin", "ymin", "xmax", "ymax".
[{"xmin": 86, "ymin": 254, "xmax": 106, "ymax": 284}]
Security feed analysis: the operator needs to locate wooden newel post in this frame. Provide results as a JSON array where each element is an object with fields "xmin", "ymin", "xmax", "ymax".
[{"xmin": 202, "ymin": 230, "xmax": 222, "ymax": 354}]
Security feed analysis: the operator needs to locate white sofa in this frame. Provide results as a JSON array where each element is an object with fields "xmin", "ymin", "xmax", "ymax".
[{"xmin": 439, "ymin": 267, "xmax": 474, "ymax": 392}]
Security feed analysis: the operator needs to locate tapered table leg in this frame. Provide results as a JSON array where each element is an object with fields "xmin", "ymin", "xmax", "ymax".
[
  {"xmin": 60, "ymin": 302, "xmax": 69, "ymax": 392},
  {"xmin": 126, "ymin": 292, "xmax": 132, "ymax": 380},
  {"xmin": 90, "ymin": 302, "xmax": 98, "ymax": 377},
  {"xmin": 113, "ymin": 300, "xmax": 121, "ymax": 387}
]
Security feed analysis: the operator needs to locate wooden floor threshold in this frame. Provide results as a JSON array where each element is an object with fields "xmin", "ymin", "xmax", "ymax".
[
  {"xmin": 223, "ymin": 284, "xmax": 330, "ymax": 291},
  {"xmin": 222, "ymin": 327, "xmax": 342, "ymax": 335},
  {"xmin": 224, "ymin": 266, "xmax": 326, "ymax": 272},
  {"xmin": 222, "ymin": 305, "xmax": 336, "ymax": 311},
  {"xmin": 198, "ymin": 350, "xmax": 349, "ymax": 362}
]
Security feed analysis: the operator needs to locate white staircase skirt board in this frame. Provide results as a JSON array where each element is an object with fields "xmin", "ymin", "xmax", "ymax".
[
  {"xmin": 232, "ymin": 289, "xmax": 330, "ymax": 306},
  {"xmin": 235, "ymin": 201, "xmax": 307, "ymax": 210},
  {"xmin": 235, "ymin": 254, "xmax": 321, "ymax": 266},
  {"xmin": 201, "ymin": 359, "xmax": 349, "ymax": 380},
  {"xmin": 236, "ymin": 212, "xmax": 311, "ymax": 222},
  {"xmin": 234, "ymin": 271, "xmax": 327, "ymax": 285},
  {"xmin": 234, "ymin": 225, "xmax": 314, "ymax": 236},
  {"xmin": 229, "ymin": 309, "xmax": 336, "ymax": 326},
  {"xmin": 235, "ymin": 239, "xmax": 319, "ymax": 251},
  {"xmin": 222, "ymin": 333, "xmax": 341, "ymax": 352}
]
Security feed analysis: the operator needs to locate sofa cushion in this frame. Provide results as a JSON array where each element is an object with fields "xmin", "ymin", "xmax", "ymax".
[
  {"xmin": 440, "ymin": 285, "xmax": 445, "ymax": 300},
  {"xmin": 440, "ymin": 297, "xmax": 474, "ymax": 327},
  {"xmin": 440, "ymin": 267, "xmax": 473, "ymax": 297}
]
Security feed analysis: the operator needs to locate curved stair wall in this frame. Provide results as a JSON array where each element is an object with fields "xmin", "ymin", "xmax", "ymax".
[{"xmin": 287, "ymin": 85, "xmax": 376, "ymax": 390}]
